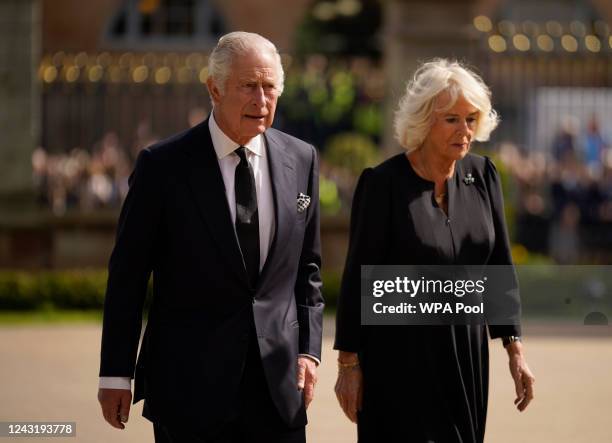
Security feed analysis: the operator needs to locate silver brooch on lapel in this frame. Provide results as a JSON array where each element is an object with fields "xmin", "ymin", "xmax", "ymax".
[
  {"xmin": 297, "ymin": 193, "xmax": 311, "ymax": 213},
  {"xmin": 463, "ymin": 173, "xmax": 475, "ymax": 185}
]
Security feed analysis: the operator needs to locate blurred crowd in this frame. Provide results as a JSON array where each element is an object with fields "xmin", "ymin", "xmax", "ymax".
[
  {"xmin": 32, "ymin": 122, "xmax": 158, "ymax": 214},
  {"xmin": 32, "ymin": 113, "xmax": 610, "ymax": 263},
  {"xmin": 33, "ymin": 107, "xmax": 209, "ymax": 214},
  {"xmin": 504, "ymin": 117, "xmax": 611, "ymax": 263}
]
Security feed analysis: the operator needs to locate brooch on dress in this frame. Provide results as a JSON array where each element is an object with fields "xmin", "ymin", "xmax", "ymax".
[{"xmin": 463, "ymin": 173, "xmax": 475, "ymax": 185}]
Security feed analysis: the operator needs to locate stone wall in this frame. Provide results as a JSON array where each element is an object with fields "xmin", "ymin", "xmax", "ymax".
[
  {"xmin": 0, "ymin": 0, "xmax": 40, "ymax": 213},
  {"xmin": 0, "ymin": 215, "xmax": 350, "ymax": 272}
]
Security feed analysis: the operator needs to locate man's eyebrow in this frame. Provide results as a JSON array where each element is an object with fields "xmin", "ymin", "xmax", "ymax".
[
  {"xmin": 237, "ymin": 78, "xmax": 279, "ymax": 87},
  {"xmin": 237, "ymin": 75, "xmax": 276, "ymax": 82}
]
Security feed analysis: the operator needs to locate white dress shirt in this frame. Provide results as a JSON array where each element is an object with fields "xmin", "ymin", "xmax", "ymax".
[
  {"xmin": 100, "ymin": 113, "xmax": 317, "ymax": 391},
  {"xmin": 208, "ymin": 112, "xmax": 275, "ymax": 270}
]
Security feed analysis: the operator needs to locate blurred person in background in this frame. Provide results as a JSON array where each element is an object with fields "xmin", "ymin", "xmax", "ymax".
[
  {"xmin": 130, "ymin": 120, "xmax": 160, "ymax": 162},
  {"xmin": 334, "ymin": 59, "xmax": 535, "ymax": 442},
  {"xmin": 32, "ymin": 147, "xmax": 49, "ymax": 207},
  {"xmin": 582, "ymin": 116, "xmax": 607, "ymax": 180},
  {"xmin": 552, "ymin": 116, "xmax": 578, "ymax": 164},
  {"xmin": 549, "ymin": 202, "xmax": 581, "ymax": 264}
]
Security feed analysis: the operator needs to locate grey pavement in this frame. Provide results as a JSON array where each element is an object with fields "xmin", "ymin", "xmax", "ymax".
[{"xmin": 0, "ymin": 319, "xmax": 611, "ymax": 442}]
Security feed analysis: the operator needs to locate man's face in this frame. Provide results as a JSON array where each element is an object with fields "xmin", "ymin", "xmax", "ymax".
[{"xmin": 207, "ymin": 49, "xmax": 281, "ymax": 145}]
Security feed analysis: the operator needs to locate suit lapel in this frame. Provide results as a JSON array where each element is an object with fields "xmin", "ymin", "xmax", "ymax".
[
  {"xmin": 183, "ymin": 119, "xmax": 250, "ymax": 288},
  {"xmin": 257, "ymin": 130, "xmax": 297, "ymax": 290}
]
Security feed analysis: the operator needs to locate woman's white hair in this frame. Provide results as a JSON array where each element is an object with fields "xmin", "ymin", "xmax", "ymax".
[
  {"xmin": 207, "ymin": 31, "xmax": 284, "ymax": 95},
  {"xmin": 393, "ymin": 59, "xmax": 499, "ymax": 152}
]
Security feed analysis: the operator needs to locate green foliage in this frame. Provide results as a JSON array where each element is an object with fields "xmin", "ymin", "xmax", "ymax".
[
  {"xmin": 278, "ymin": 61, "xmax": 384, "ymax": 156},
  {"xmin": 322, "ymin": 269, "xmax": 342, "ymax": 309},
  {"xmin": 0, "ymin": 310, "xmax": 103, "ymax": 324},
  {"xmin": 516, "ymin": 265, "xmax": 612, "ymax": 319},
  {"xmin": 0, "ymin": 270, "xmax": 108, "ymax": 310},
  {"xmin": 294, "ymin": 0, "xmax": 383, "ymax": 59},
  {"xmin": 2, "ymin": 266, "xmax": 608, "ymax": 322},
  {"xmin": 353, "ymin": 103, "xmax": 382, "ymax": 136},
  {"xmin": 511, "ymin": 243, "xmax": 554, "ymax": 265},
  {"xmin": 319, "ymin": 176, "xmax": 342, "ymax": 214},
  {"xmin": 0, "ymin": 270, "xmax": 153, "ymax": 311},
  {"xmin": 319, "ymin": 71, "xmax": 356, "ymax": 124},
  {"xmin": 0, "ymin": 268, "xmax": 343, "ymax": 315},
  {"xmin": 323, "ymin": 132, "xmax": 380, "ymax": 175}
]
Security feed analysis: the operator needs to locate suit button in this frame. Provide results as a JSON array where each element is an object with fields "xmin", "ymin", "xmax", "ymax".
[{"xmin": 446, "ymin": 218, "xmax": 451, "ymax": 225}]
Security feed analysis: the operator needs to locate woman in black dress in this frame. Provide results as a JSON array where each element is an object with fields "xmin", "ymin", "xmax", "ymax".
[{"xmin": 334, "ymin": 59, "xmax": 535, "ymax": 442}]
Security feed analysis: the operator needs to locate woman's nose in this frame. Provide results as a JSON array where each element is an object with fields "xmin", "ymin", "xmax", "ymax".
[{"xmin": 458, "ymin": 119, "xmax": 472, "ymax": 135}]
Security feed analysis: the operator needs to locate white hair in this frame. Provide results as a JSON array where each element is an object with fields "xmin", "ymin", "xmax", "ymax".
[
  {"xmin": 207, "ymin": 31, "xmax": 284, "ymax": 95},
  {"xmin": 393, "ymin": 59, "xmax": 499, "ymax": 152}
]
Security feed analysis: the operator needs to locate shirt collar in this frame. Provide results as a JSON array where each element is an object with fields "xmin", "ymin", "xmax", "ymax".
[{"xmin": 208, "ymin": 111, "xmax": 264, "ymax": 160}]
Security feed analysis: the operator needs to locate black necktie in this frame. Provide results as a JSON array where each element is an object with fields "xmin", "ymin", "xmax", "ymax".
[{"xmin": 234, "ymin": 146, "xmax": 260, "ymax": 288}]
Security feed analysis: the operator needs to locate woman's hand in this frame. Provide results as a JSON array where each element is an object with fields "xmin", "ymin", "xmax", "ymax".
[
  {"xmin": 506, "ymin": 341, "xmax": 535, "ymax": 411},
  {"xmin": 334, "ymin": 351, "xmax": 363, "ymax": 423}
]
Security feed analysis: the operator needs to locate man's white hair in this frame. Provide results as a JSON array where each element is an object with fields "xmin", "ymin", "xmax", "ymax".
[
  {"xmin": 394, "ymin": 59, "xmax": 499, "ymax": 152},
  {"xmin": 207, "ymin": 31, "xmax": 284, "ymax": 95}
]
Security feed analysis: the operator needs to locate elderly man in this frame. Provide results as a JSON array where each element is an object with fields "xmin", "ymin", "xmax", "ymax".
[{"xmin": 97, "ymin": 32, "xmax": 324, "ymax": 443}]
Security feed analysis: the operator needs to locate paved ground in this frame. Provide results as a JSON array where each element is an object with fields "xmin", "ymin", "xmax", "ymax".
[{"xmin": 0, "ymin": 320, "xmax": 611, "ymax": 442}]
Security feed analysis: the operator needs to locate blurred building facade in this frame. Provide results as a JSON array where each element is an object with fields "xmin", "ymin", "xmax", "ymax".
[
  {"xmin": 2, "ymin": 0, "xmax": 612, "ymax": 269},
  {"xmin": 385, "ymin": 0, "xmax": 612, "ymax": 151},
  {"xmin": 39, "ymin": 0, "xmax": 314, "ymax": 156}
]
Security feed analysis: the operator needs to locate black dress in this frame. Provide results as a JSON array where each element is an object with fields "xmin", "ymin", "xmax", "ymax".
[{"xmin": 334, "ymin": 153, "xmax": 521, "ymax": 443}]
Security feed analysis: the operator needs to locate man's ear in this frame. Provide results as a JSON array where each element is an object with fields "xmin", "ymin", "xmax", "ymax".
[{"xmin": 206, "ymin": 77, "xmax": 222, "ymax": 105}]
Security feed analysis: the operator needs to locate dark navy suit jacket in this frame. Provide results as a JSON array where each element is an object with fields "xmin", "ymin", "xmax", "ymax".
[{"xmin": 99, "ymin": 118, "xmax": 324, "ymax": 431}]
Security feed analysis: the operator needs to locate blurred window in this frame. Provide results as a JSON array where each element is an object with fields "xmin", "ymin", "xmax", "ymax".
[{"xmin": 104, "ymin": 0, "xmax": 225, "ymax": 49}]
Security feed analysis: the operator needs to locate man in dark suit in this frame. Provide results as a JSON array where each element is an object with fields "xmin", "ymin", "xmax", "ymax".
[{"xmin": 97, "ymin": 32, "xmax": 324, "ymax": 443}]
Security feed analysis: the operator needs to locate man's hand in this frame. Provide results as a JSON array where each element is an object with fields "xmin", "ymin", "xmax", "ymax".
[
  {"xmin": 334, "ymin": 351, "xmax": 362, "ymax": 423},
  {"xmin": 506, "ymin": 341, "xmax": 535, "ymax": 412},
  {"xmin": 98, "ymin": 388, "xmax": 132, "ymax": 429},
  {"xmin": 297, "ymin": 357, "xmax": 318, "ymax": 409}
]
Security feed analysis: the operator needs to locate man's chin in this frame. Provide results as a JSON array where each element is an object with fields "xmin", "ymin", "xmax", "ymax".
[{"xmin": 242, "ymin": 123, "xmax": 268, "ymax": 136}]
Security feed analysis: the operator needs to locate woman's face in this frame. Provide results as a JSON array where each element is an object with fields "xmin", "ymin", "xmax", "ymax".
[{"xmin": 422, "ymin": 92, "xmax": 480, "ymax": 162}]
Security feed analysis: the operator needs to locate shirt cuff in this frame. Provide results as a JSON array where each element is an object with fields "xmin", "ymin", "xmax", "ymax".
[
  {"xmin": 298, "ymin": 354, "xmax": 321, "ymax": 366},
  {"xmin": 99, "ymin": 377, "xmax": 132, "ymax": 390}
]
